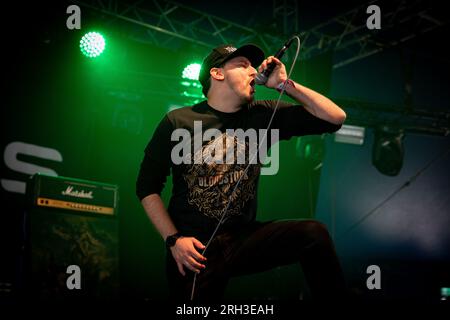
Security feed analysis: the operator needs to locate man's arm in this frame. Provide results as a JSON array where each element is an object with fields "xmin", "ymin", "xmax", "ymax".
[
  {"xmin": 137, "ymin": 116, "xmax": 207, "ymax": 275},
  {"xmin": 258, "ymin": 56, "xmax": 346, "ymax": 125},
  {"xmin": 141, "ymin": 193, "xmax": 178, "ymax": 241},
  {"xmin": 140, "ymin": 193, "xmax": 207, "ymax": 275},
  {"xmin": 283, "ymin": 81, "xmax": 346, "ymax": 125}
]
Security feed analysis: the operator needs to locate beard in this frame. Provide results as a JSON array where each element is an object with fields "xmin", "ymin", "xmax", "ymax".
[
  {"xmin": 228, "ymin": 79, "xmax": 255, "ymax": 105},
  {"xmin": 243, "ymin": 94, "xmax": 254, "ymax": 104},
  {"xmin": 237, "ymin": 88, "xmax": 254, "ymax": 104}
]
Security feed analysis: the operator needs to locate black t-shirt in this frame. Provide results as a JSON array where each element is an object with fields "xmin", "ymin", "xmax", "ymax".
[{"xmin": 136, "ymin": 100, "xmax": 341, "ymax": 241}]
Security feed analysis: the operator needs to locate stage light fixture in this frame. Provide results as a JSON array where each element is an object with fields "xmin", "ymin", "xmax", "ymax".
[
  {"xmin": 80, "ymin": 32, "xmax": 106, "ymax": 58},
  {"xmin": 182, "ymin": 63, "xmax": 201, "ymax": 81},
  {"xmin": 180, "ymin": 63, "xmax": 204, "ymax": 104},
  {"xmin": 296, "ymin": 136, "xmax": 326, "ymax": 169},
  {"xmin": 372, "ymin": 126, "xmax": 405, "ymax": 176},
  {"xmin": 335, "ymin": 124, "xmax": 365, "ymax": 145}
]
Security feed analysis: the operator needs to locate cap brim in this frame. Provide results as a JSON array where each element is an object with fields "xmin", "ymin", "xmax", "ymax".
[{"xmin": 223, "ymin": 44, "xmax": 265, "ymax": 68}]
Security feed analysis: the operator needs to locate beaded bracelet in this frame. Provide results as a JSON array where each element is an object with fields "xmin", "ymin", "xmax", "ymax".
[{"xmin": 276, "ymin": 79, "xmax": 294, "ymax": 93}]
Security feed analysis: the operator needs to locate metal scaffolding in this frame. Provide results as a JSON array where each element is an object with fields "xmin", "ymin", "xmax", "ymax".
[
  {"xmin": 76, "ymin": 0, "xmax": 448, "ymax": 68},
  {"xmin": 75, "ymin": 0, "xmax": 450, "ymax": 136},
  {"xmin": 273, "ymin": 0, "xmax": 298, "ymax": 38},
  {"xmin": 334, "ymin": 98, "xmax": 450, "ymax": 136},
  {"xmin": 299, "ymin": 0, "xmax": 448, "ymax": 68},
  {"xmin": 76, "ymin": 0, "xmax": 281, "ymax": 53}
]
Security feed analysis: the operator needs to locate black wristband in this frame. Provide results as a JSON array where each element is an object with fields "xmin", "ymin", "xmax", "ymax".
[{"xmin": 165, "ymin": 232, "xmax": 182, "ymax": 249}]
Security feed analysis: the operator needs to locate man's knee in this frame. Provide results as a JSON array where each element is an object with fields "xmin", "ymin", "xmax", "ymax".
[{"xmin": 292, "ymin": 220, "xmax": 333, "ymax": 245}]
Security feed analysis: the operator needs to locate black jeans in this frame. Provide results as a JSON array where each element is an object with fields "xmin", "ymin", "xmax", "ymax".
[{"xmin": 166, "ymin": 220, "xmax": 346, "ymax": 301}]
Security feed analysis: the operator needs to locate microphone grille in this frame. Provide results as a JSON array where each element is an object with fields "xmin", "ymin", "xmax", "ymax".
[{"xmin": 255, "ymin": 73, "xmax": 267, "ymax": 85}]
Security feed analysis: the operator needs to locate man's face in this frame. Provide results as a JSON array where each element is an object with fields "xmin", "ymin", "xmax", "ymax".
[{"xmin": 222, "ymin": 56, "xmax": 257, "ymax": 103}]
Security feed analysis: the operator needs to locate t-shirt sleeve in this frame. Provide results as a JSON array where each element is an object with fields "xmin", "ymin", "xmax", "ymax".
[
  {"xmin": 264, "ymin": 100, "xmax": 343, "ymax": 140},
  {"xmin": 136, "ymin": 115, "xmax": 173, "ymax": 201}
]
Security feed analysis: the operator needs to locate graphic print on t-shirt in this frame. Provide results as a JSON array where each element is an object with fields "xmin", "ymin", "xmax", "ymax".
[{"xmin": 183, "ymin": 132, "xmax": 260, "ymax": 220}]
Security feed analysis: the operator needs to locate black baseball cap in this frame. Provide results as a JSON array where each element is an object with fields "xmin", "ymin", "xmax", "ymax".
[{"xmin": 198, "ymin": 44, "xmax": 265, "ymax": 89}]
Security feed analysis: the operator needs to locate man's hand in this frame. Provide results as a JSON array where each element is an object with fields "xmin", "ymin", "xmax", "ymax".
[
  {"xmin": 258, "ymin": 56, "xmax": 287, "ymax": 89},
  {"xmin": 170, "ymin": 237, "xmax": 207, "ymax": 276}
]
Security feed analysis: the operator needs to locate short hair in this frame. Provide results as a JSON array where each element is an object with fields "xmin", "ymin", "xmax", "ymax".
[
  {"xmin": 201, "ymin": 76, "xmax": 211, "ymax": 97},
  {"xmin": 201, "ymin": 62, "xmax": 225, "ymax": 98}
]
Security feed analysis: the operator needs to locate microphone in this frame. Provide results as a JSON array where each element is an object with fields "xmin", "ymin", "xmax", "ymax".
[{"xmin": 255, "ymin": 38, "xmax": 294, "ymax": 85}]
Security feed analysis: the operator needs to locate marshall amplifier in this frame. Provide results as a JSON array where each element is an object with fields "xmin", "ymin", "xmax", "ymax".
[{"xmin": 22, "ymin": 173, "xmax": 119, "ymax": 300}]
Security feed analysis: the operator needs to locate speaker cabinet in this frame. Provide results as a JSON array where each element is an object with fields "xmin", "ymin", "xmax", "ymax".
[{"xmin": 23, "ymin": 174, "xmax": 119, "ymax": 300}]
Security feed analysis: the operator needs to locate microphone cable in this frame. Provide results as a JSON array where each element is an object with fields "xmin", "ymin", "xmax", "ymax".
[{"xmin": 190, "ymin": 35, "xmax": 301, "ymax": 301}]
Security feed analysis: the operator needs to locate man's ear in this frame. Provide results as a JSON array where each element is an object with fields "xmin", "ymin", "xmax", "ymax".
[{"xmin": 210, "ymin": 67, "xmax": 224, "ymax": 81}]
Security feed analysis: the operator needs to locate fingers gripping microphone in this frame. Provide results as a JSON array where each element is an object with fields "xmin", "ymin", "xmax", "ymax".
[{"xmin": 255, "ymin": 38, "xmax": 294, "ymax": 85}]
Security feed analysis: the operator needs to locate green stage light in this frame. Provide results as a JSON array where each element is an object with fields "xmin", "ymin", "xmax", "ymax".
[
  {"xmin": 182, "ymin": 63, "xmax": 201, "ymax": 80},
  {"xmin": 80, "ymin": 32, "xmax": 106, "ymax": 58}
]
